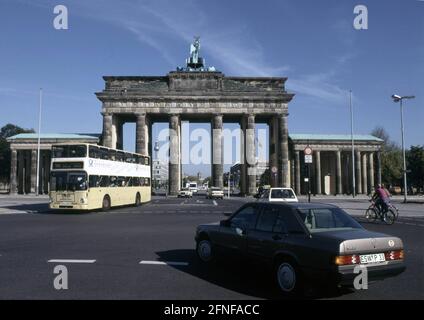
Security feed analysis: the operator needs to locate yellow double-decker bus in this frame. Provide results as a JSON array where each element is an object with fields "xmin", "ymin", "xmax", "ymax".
[{"xmin": 49, "ymin": 144, "xmax": 151, "ymax": 211}]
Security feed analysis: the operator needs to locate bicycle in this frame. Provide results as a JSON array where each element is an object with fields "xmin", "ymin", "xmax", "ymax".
[{"xmin": 365, "ymin": 200, "xmax": 397, "ymax": 225}]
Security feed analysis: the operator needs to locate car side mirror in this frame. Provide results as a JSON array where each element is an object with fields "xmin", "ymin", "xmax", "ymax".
[{"xmin": 235, "ymin": 227, "xmax": 246, "ymax": 236}]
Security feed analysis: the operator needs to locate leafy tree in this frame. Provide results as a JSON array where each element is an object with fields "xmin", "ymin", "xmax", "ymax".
[
  {"xmin": 203, "ymin": 176, "xmax": 211, "ymax": 188},
  {"xmin": 0, "ymin": 124, "xmax": 34, "ymax": 180},
  {"xmin": 259, "ymin": 168, "xmax": 270, "ymax": 186},
  {"xmin": 407, "ymin": 146, "xmax": 424, "ymax": 193},
  {"xmin": 371, "ymin": 127, "xmax": 402, "ymax": 187}
]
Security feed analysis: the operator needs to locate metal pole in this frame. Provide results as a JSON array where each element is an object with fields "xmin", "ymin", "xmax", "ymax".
[
  {"xmin": 228, "ymin": 172, "xmax": 230, "ymax": 198},
  {"xmin": 35, "ymin": 88, "xmax": 42, "ymax": 196},
  {"xmin": 308, "ymin": 164, "xmax": 311, "ymax": 203},
  {"xmin": 350, "ymin": 90, "xmax": 356, "ymax": 198},
  {"xmin": 400, "ymin": 99, "xmax": 408, "ymax": 203}
]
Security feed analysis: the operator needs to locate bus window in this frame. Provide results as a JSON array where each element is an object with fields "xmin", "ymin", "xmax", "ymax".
[
  {"xmin": 99, "ymin": 148, "xmax": 109, "ymax": 160},
  {"xmin": 133, "ymin": 177, "xmax": 140, "ymax": 187},
  {"xmin": 143, "ymin": 178, "xmax": 150, "ymax": 186},
  {"xmin": 117, "ymin": 176, "xmax": 126, "ymax": 187},
  {"xmin": 109, "ymin": 150, "xmax": 116, "ymax": 161},
  {"xmin": 50, "ymin": 171, "xmax": 87, "ymax": 191},
  {"xmin": 126, "ymin": 177, "xmax": 133, "ymax": 187},
  {"xmin": 109, "ymin": 176, "xmax": 118, "ymax": 187},
  {"xmin": 89, "ymin": 175, "xmax": 100, "ymax": 188},
  {"xmin": 52, "ymin": 145, "xmax": 87, "ymax": 158},
  {"xmin": 144, "ymin": 157, "xmax": 150, "ymax": 165},
  {"xmin": 99, "ymin": 176, "xmax": 109, "ymax": 187},
  {"xmin": 89, "ymin": 146, "xmax": 99, "ymax": 158},
  {"xmin": 124, "ymin": 153, "xmax": 131, "ymax": 163},
  {"xmin": 116, "ymin": 152, "xmax": 125, "ymax": 162}
]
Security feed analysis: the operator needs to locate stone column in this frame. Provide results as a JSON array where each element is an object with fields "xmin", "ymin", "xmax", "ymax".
[
  {"xmin": 168, "ymin": 114, "xmax": 181, "ymax": 196},
  {"xmin": 30, "ymin": 149, "xmax": 37, "ymax": 194},
  {"xmin": 102, "ymin": 113, "xmax": 113, "ymax": 148},
  {"xmin": 240, "ymin": 117, "xmax": 247, "ymax": 195},
  {"xmin": 246, "ymin": 114, "xmax": 256, "ymax": 196},
  {"xmin": 336, "ymin": 150, "xmax": 342, "ymax": 195},
  {"xmin": 18, "ymin": 150, "xmax": 24, "ymax": 194},
  {"xmin": 369, "ymin": 152, "xmax": 375, "ymax": 193},
  {"xmin": 9, "ymin": 149, "xmax": 18, "ymax": 194},
  {"xmin": 211, "ymin": 114, "xmax": 224, "ymax": 189},
  {"xmin": 268, "ymin": 117, "xmax": 279, "ymax": 187},
  {"xmin": 116, "ymin": 119, "xmax": 123, "ymax": 150},
  {"xmin": 43, "ymin": 151, "xmax": 50, "ymax": 194},
  {"xmin": 315, "ymin": 150, "xmax": 322, "ymax": 194},
  {"xmin": 362, "ymin": 153, "xmax": 368, "ymax": 195},
  {"xmin": 376, "ymin": 151, "xmax": 382, "ymax": 186},
  {"xmin": 136, "ymin": 113, "xmax": 148, "ymax": 155},
  {"xmin": 355, "ymin": 150, "xmax": 362, "ymax": 194},
  {"xmin": 279, "ymin": 114, "xmax": 290, "ymax": 188},
  {"xmin": 295, "ymin": 151, "xmax": 301, "ymax": 194}
]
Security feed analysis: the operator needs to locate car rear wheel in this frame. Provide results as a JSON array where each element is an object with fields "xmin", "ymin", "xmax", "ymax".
[
  {"xmin": 275, "ymin": 260, "xmax": 303, "ymax": 296},
  {"xmin": 135, "ymin": 193, "xmax": 141, "ymax": 207},
  {"xmin": 102, "ymin": 195, "xmax": 111, "ymax": 211},
  {"xmin": 196, "ymin": 239, "xmax": 214, "ymax": 263}
]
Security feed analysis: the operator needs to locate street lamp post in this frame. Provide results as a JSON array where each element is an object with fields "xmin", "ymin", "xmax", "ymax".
[
  {"xmin": 350, "ymin": 90, "xmax": 356, "ymax": 198},
  {"xmin": 391, "ymin": 94, "xmax": 415, "ymax": 203},
  {"xmin": 35, "ymin": 88, "xmax": 42, "ymax": 196}
]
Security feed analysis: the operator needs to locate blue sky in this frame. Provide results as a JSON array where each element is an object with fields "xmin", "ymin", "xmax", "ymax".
[{"xmin": 1, "ymin": 0, "xmax": 423, "ymax": 176}]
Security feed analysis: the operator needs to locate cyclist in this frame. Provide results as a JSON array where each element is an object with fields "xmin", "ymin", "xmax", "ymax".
[{"xmin": 372, "ymin": 184, "xmax": 391, "ymax": 216}]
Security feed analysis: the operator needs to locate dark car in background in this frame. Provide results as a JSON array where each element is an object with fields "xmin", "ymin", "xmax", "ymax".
[{"xmin": 195, "ymin": 202, "xmax": 405, "ymax": 296}]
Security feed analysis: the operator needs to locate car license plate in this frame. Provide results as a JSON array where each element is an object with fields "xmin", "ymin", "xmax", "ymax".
[{"xmin": 360, "ymin": 253, "xmax": 386, "ymax": 264}]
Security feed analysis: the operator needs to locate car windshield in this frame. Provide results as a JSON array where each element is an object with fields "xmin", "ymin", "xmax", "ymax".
[
  {"xmin": 50, "ymin": 171, "xmax": 87, "ymax": 191},
  {"xmin": 52, "ymin": 145, "xmax": 87, "ymax": 158},
  {"xmin": 271, "ymin": 189, "xmax": 295, "ymax": 199},
  {"xmin": 296, "ymin": 207, "xmax": 362, "ymax": 233}
]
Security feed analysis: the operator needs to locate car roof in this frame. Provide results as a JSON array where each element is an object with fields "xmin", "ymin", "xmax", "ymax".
[{"xmin": 245, "ymin": 201, "xmax": 338, "ymax": 210}]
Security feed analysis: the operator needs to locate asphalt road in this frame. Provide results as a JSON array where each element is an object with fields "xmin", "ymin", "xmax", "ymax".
[{"xmin": 0, "ymin": 194, "xmax": 423, "ymax": 299}]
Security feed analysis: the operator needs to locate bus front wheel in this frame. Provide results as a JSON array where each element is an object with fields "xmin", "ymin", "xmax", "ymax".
[
  {"xmin": 135, "ymin": 193, "xmax": 141, "ymax": 207},
  {"xmin": 102, "ymin": 195, "xmax": 111, "ymax": 211}
]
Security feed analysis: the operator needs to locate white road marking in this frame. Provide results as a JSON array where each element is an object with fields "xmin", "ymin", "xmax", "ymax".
[
  {"xmin": 139, "ymin": 260, "xmax": 189, "ymax": 266},
  {"xmin": 47, "ymin": 259, "xmax": 96, "ymax": 264},
  {"xmin": 213, "ymin": 200, "xmax": 218, "ymax": 206}
]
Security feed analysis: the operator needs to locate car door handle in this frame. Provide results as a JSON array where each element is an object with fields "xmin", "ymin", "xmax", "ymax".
[{"xmin": 272, "ymin": 234, "xmax": 282, "ymax": 241}]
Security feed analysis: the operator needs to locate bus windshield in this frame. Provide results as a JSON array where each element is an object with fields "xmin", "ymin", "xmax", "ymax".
[
  {"xmin": 52, "ymin": 145, "xmax": 87, "ymax": 158},
  {"xmin": 51, "ymin": 171, "xmax": 87, "ymax": 191}
]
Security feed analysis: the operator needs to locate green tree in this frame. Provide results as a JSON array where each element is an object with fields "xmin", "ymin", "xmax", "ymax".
[
  {"xmin": 371, "ymin": 126, "xmax": 402, "ymax": 187},
  {"xmin": 0, "ymin": 124, "xmax": 34, "ymax": 180},
  {"xmin": 259, "ymin": 168, "xmax": 270, "ymax": 186},
  {"xmin": 203, "ymin": 176, "xmax": 211, "ymax": 188},
  {"xmin": 407, "ymin": 146, "xmax": 424, "ymax": 193}
]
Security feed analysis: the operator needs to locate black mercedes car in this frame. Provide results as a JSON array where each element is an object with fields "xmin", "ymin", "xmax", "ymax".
[{"xmin": 195, "ymin": 202, "xmax": 405, "ymax": 295}]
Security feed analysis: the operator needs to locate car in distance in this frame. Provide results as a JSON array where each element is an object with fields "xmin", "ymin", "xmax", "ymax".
[
  {"xmin": 195, "ymin": 202, "xmax": 405, "ymax": 296},
  {"xmin": 177, "ymin": 188, "xmax": 193, "ymax": 198},
  {"xmin": 206, "ymin": 187, "xmax": 224, "ymax": 200},
  {"xmin": 188, "ymin": 182, "xmax": 198, "ymax": 194},
  {"xmin": 258, "ymin": 187, "xmax": 298, "ymax": 203}
]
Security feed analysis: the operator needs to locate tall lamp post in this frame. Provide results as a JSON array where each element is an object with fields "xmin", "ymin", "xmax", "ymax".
[
  {"xmin": 349, "ymin": 90, "xmax": 356, "ymax": 198},
  {"xmin": 154, "ymin": 141, "xmax": 159, "ymax": 190},
  {"xmin": 391, "ymin": 94, "xmax": 415, "ymax": 203},
  {"xmin": 35, "ymin": 88, "xmax": 42, "ymax": 196}
]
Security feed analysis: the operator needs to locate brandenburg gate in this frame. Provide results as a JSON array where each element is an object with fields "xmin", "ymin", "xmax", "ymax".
[{"xmin": 96, "ymin": 38, "xmax": 294, "ymax": 196}]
